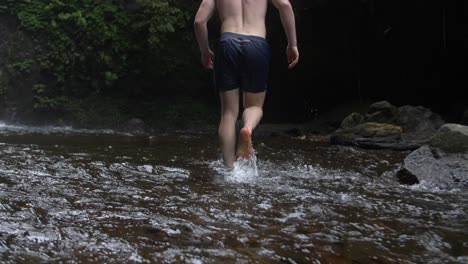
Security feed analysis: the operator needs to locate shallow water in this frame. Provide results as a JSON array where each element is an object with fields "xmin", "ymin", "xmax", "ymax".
[{"xmin": 0, "ymin": 122, "xmax": 467, "ymax": 263}]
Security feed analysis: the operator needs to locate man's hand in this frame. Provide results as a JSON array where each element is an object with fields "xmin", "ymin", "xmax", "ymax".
[
  {"xmin": 194, "ymin": 0, "xmax": 215, "ymax": 69},
  {"xmin": 287, "ymin": 46, "xmax": 299, "ymax": 69},
  {"xmin": 201, "ymin": 49, "xmax": 214, "ymax": 69}
]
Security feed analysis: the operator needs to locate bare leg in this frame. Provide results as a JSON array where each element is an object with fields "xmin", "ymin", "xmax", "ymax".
[
  {"xmin": 218, "ymin": 89, "xmax": 240, "ymax": 168},
  {"xmin": 242, "ymin": 91, "xmax": 266, "ymax": 131},
  {"xmin": 237, "ymin": 91, "xmax": 266, "ymax": 159}
]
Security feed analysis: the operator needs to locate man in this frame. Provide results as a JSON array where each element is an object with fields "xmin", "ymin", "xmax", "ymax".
[{"xmin": 194, "ymin": 0, "xmax": 299, "ymax": 168}]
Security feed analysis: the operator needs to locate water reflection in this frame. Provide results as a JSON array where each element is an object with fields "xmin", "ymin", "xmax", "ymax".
[{"xmin": 0, "ymin": 123, "xmax": 467, "ymax": 263}]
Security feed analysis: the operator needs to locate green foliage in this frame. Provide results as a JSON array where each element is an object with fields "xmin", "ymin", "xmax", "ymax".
[
  {"xmin": 32, "ymin": 83, "xmax": 68, "ymax": 110},
  {"xmin": 2, "ymin": 0, "xmax": 199, "ymax": 117},
  {"xmin": 10, "ymin": 59, "xmax": 33, "ymax": 74}
]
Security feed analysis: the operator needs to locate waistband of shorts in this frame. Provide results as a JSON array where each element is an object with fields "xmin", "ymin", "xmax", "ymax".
[{"xmin": 220, "ymin": 32, "xmax": 267, "ymax": 42}]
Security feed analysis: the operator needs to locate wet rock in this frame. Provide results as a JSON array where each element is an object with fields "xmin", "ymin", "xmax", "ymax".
[
  {"xmin": 340, "ymin": 112, "xmax": 365, "ymax": 129},
  {"xmin": 396, "ymin": 145, "xmax": 468, "ymax": 187},
  {"xmin": 429, "ymin": 123, "xmax": 468, "ymax": 154},
  {"xmin": 332, "ymin": 102, "xmax": 446, "ymax": 150},
  {"xmin": 344, "ymin": 122, "xmax": 402, "ymax": 138},
  {"xmin": 330, "ymin": 122, "xmax": 415, "ymax": 150},
  {"xmin": 366, "ymin": 101, "xmax": 398, "ymax": 124},
  {"xmin": 119, "ymin": 118, "xmax": 146, "ymax": 134},
  {"xmin": 397, "ymin": 105, "xmax": 445, "ymax": 141}
]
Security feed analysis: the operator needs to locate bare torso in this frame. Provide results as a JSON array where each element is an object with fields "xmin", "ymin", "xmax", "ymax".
[{"xmin": 216, "ymin": 0, "xmax": 269, "ymax": 37}]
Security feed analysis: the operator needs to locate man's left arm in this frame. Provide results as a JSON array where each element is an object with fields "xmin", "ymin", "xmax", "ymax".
[{"xmin": 194, "ymin": 0, "xmax": 216, "ymax": 69}]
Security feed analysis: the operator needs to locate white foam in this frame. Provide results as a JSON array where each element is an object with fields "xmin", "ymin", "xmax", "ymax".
[
  {"xmin": 225, "ymin": 154, "xmax": 259, "ymax": 183},
  {"xmin": 0, "ymin": 120, "xmax": 124, "ymax": 135}
]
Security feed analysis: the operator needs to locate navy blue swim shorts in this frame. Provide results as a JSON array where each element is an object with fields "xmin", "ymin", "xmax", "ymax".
[{"xmin": 214, "ymin": 32, "xmax": 271, "ymax": 93}]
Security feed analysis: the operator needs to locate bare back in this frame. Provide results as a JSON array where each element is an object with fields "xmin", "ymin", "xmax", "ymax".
[{"xmin": 216, "ymin": 0, "xmax": 268, "ymax": 37}]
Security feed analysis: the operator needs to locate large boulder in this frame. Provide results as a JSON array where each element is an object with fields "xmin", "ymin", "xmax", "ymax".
[
  {"xmin": 429, "ymin": 123, "xmax": 468, "ymax": 154},
  {"xmin": 396, "ymin": 124, "xmax": 468, "ymax": 188},
  {"xmin": 396, "ymin": 145, "xmax": 468, "ymax": 188},
  {"xmin": 397, "ymin": 105, "xmax": 445, "ymax": 142}
]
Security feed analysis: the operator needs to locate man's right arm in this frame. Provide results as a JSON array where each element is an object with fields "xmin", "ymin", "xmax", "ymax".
[
  {"xmin": 194, "ymin": 0, "xmax": 216, "ymax": 69},
  {"xmin": 271, "ymin": 0, "xmax": 299, "ymax": 68}
]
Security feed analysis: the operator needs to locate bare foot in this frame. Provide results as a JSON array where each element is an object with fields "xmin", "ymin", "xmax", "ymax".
[{"xmin": 237, "ymin": 127, "xmax": 253, "ymax": 159}]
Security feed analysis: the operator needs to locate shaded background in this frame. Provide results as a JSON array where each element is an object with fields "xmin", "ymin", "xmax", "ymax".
[
  {"xmin": 0, "ymin": 0, "xmax": 466, "ymax": 127},
  {"xmin": 258, "ymin": 0, "xmax": 467, "ymax": 123}
]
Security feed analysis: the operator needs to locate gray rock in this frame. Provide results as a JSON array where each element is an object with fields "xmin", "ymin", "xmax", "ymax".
[
  {"xmin": 429, "ymin": 123, "xmax": 468, "ymax": 154},
  {"xmin": 366, "ymin": 101, "xmax": 398, "ymax": 124},
  {"xmin": 396, "ymin": 145, "xmax": 468, "ymax": 188},
  {"xmin": 340, "ymin": 112, "xmax": 365, "ymax": 129}
]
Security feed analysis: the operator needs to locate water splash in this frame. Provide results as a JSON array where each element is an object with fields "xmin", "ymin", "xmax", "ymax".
[
  {"xmin": 226, "ymin": 153, "xmax": 259, "ymax": 183},
  {"xmin": 208, "ymin": 152, "xmax": 260, "ymax": 184}
]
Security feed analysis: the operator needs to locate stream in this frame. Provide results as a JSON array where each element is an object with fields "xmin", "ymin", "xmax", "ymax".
[{"xmin": 0, "ymin": 122, "xmax": 467, "ymax": 263}]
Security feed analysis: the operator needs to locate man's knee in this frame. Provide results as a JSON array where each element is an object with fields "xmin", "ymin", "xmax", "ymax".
[
  {"xmin": 243, "ymin": 92, "xmax": 266, "ymax": 108},
  {"xmin": 221, "ymin": 109, "xmax": 239, "ymax": 120},
  {"xmin": 244, "ymin": 105, "xmax": 263, "ymax": 111}
]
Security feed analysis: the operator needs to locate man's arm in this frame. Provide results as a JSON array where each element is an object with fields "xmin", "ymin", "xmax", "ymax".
[
  {"xmin": 271, "ymin": 0, "xmax": 299, "ymax": 69},
  {"xmin": 194, "ymin": 0, "xmax": 216, "ymax": 69}
]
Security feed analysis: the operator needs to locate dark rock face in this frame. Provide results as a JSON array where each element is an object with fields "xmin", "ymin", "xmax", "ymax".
[
  {"xmin": 119, "ymin": 118, "xmax": 146, "ymax": 135},
  {"xmin": 395, "ymin": 145, "xmax": 468, "ymax": 188},
  {"xmin": 461, "ymin": 109, "xmax": 468, "ymax": 126},
  {"xmin": 0, "ymin": 14, "xmax": 41, "ymax": 122}
]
